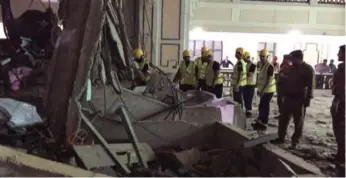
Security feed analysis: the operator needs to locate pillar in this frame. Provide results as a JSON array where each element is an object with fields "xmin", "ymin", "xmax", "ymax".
[{"xmin": 152, "ymin": 0, "xmax": 190, "ymax": 70}]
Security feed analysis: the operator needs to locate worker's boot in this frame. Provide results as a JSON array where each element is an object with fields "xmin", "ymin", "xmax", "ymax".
[
  {"xmin": 245, "ymin": 111, "xmax": 252, "ymax": 118},
  {"xmin": 289, "ymin": 141, "xmax": 300, "ymax": 150},
  {"xmin": 251, "ymin": 120, "xmax": 267, "ymax": 131},
  {"xmin": 271, "ymin": 138, "xmax": 285, "ymax": 144}
]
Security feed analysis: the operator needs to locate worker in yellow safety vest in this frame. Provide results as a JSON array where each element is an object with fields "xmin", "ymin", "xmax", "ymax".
[
  {"xmin": 242, "ymin": 51, "xmax": 257, "ymax": 117},
  {"xmin": 251, "ymin": 49, "xmax": 276, "ymax": 131},
  {"xmin": 231, "ymin": 47, "xmax": 247, "ymax": 106},
  {"xmin": 173, "ymin": 50, "xmax": 198, "ymax": 92},
  {"xmin": 203, "ymin": 50, "xmax": 224, "ymax": 98},
  {"xmin": 133, "ymin": 48, "xmax": 151, "ymax": 86},
  {"xmin": 195, "ymin": 46, "xmax": 210, "ymax": 90}
]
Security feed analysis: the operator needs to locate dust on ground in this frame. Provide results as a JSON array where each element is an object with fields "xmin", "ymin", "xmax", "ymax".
[{"xmin": 244, "ymin": 89, "xmax": 336, "ymax": 176}]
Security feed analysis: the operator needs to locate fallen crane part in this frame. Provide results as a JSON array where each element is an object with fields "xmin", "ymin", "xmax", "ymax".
[{"xmin": 0, "ymin": 145, "xmax": 107, "ymax": 177}]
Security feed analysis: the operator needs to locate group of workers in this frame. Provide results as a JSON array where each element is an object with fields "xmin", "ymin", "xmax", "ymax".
[
  {"xmin": 172, "ymin": 47, "xmax": 225, "ymax": 98},
  {"xmin": 132, "ymin": 45, "xmax": 345, "ymax": 176}
]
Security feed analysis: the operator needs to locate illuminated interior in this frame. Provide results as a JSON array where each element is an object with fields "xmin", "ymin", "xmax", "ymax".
[{"xmin": 189, "ymin": 27, "xmax": 345, "ymax": 67}]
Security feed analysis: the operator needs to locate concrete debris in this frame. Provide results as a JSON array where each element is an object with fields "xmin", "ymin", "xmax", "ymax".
[
  {"xmin": 316, "ymin": 120, "xmax": 327, "ymax": 125},
  {"xmin": 0, "ymin": 145, "xmax": 107, "ymax": 177}
]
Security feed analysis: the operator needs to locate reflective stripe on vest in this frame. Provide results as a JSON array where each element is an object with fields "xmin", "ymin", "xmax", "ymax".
[
  {"xmin": 257, "ymin": 62, "xmax": 276, "ymax": 93},
  {"xmin": 246, "ymin": 62, "xmax": 257, "ymax": 86},
  {"xmin": 231, "ymin": 59, "xmax": 247, "ymax": 86},
  {"xmin": 205, "ymin": 61, "xmax": 224, "ymax": 86},
  {"xmin": 179, "ymin": 61, "xmax": 197, "ymax": 86},
  {"xmin": 196, "ymin": 57, "xmax": 208, "ymax": 79}
]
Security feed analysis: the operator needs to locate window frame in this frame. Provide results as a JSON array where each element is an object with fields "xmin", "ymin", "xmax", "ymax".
[
  {"xmin": 257, "ymin": 42, "xmax": 276, "ymax": 61},
  {"xmin": 189, "ymin": 40, "xmax": 223, "ymax": 60}
]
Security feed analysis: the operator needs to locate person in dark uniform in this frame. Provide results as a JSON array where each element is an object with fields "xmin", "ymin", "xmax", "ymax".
[
  {"xmin": 275, "ymin": 55, "xmax": 292, "ymax": 119},
  {"xmin": 325, "ymin": 59, "xmax": 337, "ymax": 89},
  {"xmin": 271, "ymin": 50, "xmax": 314, "ymax": 149},
  {"xmin": 220, "ymin": 56, "xmax": 234, "ymax": 68},
  {"xmin": 330, "ymin": 45, "xmax": 345, "ymax": 177}
]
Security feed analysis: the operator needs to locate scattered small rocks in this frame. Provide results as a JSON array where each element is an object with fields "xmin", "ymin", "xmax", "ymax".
[{"xmin": 326, "ymin": 132, "xmax": 334, "ymax": 137}]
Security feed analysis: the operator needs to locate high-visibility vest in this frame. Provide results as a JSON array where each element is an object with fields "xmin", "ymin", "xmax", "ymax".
[
  {"xmin": 246, "ymin": 62, "xmax": 257, "ymax": 86},
  {"xmin": 205, "ymin": 61, "xmax": 224, "ymax": 86},
  {"xmin": 231, "ymin": 59, "xmax": 247, "ymax": 86},
  {"xmin": 257, "ymin": 62, "xmax": 276, "ymax": 93},
  {"xmin": 137, "ymin": 59, "xmax": 151, "ymax": 81},
  {"xmin": 196, "ymin": 57, "xmax": 208, "ymax": 79},
  {"xmin": 179, "ymin": 61, "xmax": 197, "ymax": 86}
]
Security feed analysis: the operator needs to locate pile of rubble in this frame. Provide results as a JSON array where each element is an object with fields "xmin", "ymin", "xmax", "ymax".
[{"xmin": 0, "ymin": 93, "xmax": 324, "ymax": 177}]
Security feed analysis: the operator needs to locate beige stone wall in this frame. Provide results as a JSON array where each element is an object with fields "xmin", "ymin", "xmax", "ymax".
[{"xmin": 191, "ymin": 1, "xmax": 345, "ymax": 36}]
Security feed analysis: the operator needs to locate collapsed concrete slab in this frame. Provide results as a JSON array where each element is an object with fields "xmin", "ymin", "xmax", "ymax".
[
  {"xmin": 0, "ymin": 145, "xmax": 107, "ymax": 177},
  {"xmin": 91, "ymin": 87, "xmax": 244, "ymax": 128},
  {"xmin": 92, "ymin": 120, "xmax": 323, "ymax": 176}
]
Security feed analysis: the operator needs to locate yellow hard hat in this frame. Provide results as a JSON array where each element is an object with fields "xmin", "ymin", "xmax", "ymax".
[
  {"xmin": 201, "ymin": 46, "xmax": 209, "ymax": 52},
  {"xmin": 183, "ymin": 50, "xmax": 191, "ymax": 57},
  {"xmin": 259, "ymin": 49, "xmax": 269, "ymax": 56},
  {"xmin": 243, "ymin": 51, "xmax": 250, "ymax": 59},
  {"xmin": 202, "ymin": 50, "xmax": 213, "ymax": 57},
  {"xmin": 134, "ymin": 48, "xmax": 144, "ymax": 58},
  {"xmin": 206, "ymin": 50, "xmax": 213, "ymax": 56},
  {"xmin": 236, "ymin": 47, "xmax": 244, "ymax": 55}
]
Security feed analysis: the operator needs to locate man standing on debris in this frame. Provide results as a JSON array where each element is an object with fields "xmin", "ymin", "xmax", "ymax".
[
  {"xmin": 173, "ymin": 50, "xmax": 197, "ymax": 92},
  {"xmin": 133, "ymin": 48, "xmax": 151, "ymax": 86},
  {"xmin": 330, "ymin": 45, "xmax": 345, "ymax": 176},
  {"xmin": 231, "ymin": 47, "xmax": 247, "ymax": 106},
  {"xmin": 243, "ymin": 51, "xmax": 257, "ymax": 117},
  {"xmin": 202, "ymin": 50, "xmax": 224, "ymax": 98},
  {"xmin": 196, "ymin": 46, "xmax": 210, "ymax": 90},
  {"xmin": 271, "ymin": 50, "xmax": 314, "ymax": 149},
  {"xmin": 275, "ymin": 55, "xmax": 292, "ymax": 119},
  {"xmin": 251, "ymin": 49, "xmax": 276, "ymax": 131}
]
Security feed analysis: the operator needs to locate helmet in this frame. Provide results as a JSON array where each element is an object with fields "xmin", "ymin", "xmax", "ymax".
[
  {"xmin": 236, "ymin": 47, "xmax": 244, "ymax": 55},
  {"xmin": 183, "ymin": 50, "xmax": 191, "ymax": 57},
  {"xmin": 134, "ymin": 48, "xmax": 144, "ymax": 58},
  {"xmin": 243, "ymin": 51, "xmax": 250, "ymax": 59},
  {"xmin": 201, "ymin": 46, "xmax": 209, "ymax": 52},
  {"xmin": 259, "ymin": 49, "xmax": 269, "ymax": 57},
  {"xmin": 202, "ymin": 50, "xmax": 213, "ymax": 57},
  {"xmin": 203, "ymin": 50, "xmax": 213, "ymax": 56}
]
